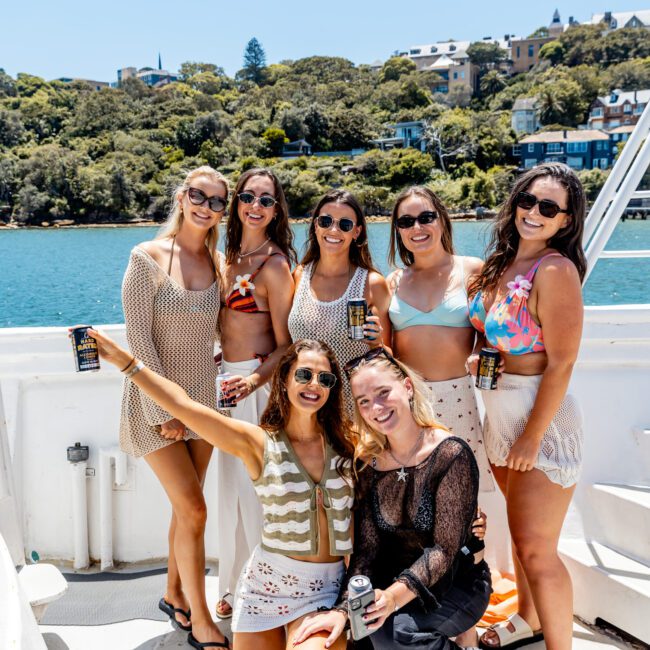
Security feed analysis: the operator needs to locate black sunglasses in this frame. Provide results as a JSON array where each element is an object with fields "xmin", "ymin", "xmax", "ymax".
[
  {"xmin": 238, "ymin": 192, "xmax": 277, "ymax": 208},
  {"xmin": 316, "ymin": 214, "xmax": 356, "ymax": 233},
  {"xmin": 187, "ymin": 187, "xmax": 227, "ymax": 212},
  {"xmin": 294, "ymin": 367, "xmax": 337, "ymax": 389},
  {"xmin": 515, "ymin": 191, "xmax": 570, "ymax": 219},
  {"xmin": 344, "ymin": 347, "xmax": 402, "ymax": 376},
  {"xmin": 395, "ymin": 211, "xmax": 438, "ymax": 230}
]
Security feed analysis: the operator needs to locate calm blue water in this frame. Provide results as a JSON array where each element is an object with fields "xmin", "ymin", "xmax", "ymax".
[{"xmin": 1, "ymin": 221, "xmax": 648, "ymax": 328}]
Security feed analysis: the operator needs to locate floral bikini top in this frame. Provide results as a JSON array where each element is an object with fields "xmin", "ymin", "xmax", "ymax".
[
  {"xmin": 225, "ymin": 253, "xmax": 286, "ymax": 314},
  {"xmin": 468, "ymin": 253, "xmax": 564, "ymax": 355}
]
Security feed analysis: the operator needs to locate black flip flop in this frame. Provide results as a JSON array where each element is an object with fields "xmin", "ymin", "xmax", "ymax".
[
  {"xmin": 158, "ymin": 597, "xmax": 192, "ymax": 632},
  {"xmin": 188, "ymin": 632, "xmax": 230, "ymax": 648}
]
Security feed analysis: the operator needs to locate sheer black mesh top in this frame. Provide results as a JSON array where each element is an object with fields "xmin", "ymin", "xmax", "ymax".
[{"xmin": 340, "ymin": 436, "xmax": 479, "ymax": 609}]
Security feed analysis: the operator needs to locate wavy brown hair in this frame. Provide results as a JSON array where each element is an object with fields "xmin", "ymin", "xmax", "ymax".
[
  {"xmin": 260, "ymin": 339, "xmax": 355, "ymax": 474},
  {"xmin": 389, "ymin": 186, "xmax": 455, "ymax": 267},
  {"xmin": 300, "ymin": 189, "xmax": 377, "ymax": 272},
  {"xmin": 225, "ymin": 168, "xmax": 297, "ymax": 265},
  {"xmin": 468, "ymin": 163, "xmax": 587, "ymax": 297}
]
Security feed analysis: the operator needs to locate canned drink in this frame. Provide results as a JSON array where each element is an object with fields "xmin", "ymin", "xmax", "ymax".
[
  {"xmin": 216, "ymin": 372, "xmax": 236, "ymax": 409},
  {"xmin": 347, "ymin": 575, "xmax": 375, "ymax": 641},
  {"xmin": 476, "ymin": 348, "xmax": 500, "ymax": 390},
  {"xmin": 70, "ymin": 326, "xmax": 100, "ymax": 372},
  {"xmin": 347, "ymin": 298, "xmax": 367, "ymax": 341}
]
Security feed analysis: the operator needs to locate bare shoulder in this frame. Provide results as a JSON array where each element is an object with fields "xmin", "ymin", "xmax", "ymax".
[
  {"xmin": 292, "ymin": 264, "xmax": 305, "ymax": 284},
  {"xmin": 537, "ymin": 253, "xmax": 581, "ymax": 285},
  {"xmin": 386, "ymin": 268, "xmax": 401, "ymax": 292},
  {"xmin": 137, "ymin": 239, "xmax": 170, "ymax": 267},
  {"xmin": 368, "ymin": 270, "xmax": 389, "ymax": 291},
  {"xmin": 460, "ymin": 256, "xmax": 484, "ymax": 275}
]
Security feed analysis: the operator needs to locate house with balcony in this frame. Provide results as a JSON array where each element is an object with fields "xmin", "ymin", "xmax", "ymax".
[
  {"xmin": 372, "ymin": 121, "xmax": 428, "ymax": 151},
  {"xmin": 511, "ymin": 97, "xmax": 540, "ymax": 134},
  {"xmin": 588, "ymin": 89, "xmax": 650, "ymax": 130},
  {"xmin": 514, "ymin": 130, "xmax": 612, "ymax": 170}
]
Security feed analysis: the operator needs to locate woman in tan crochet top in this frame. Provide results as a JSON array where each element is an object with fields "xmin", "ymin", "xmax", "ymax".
[{"xmin": 120, "ymin": 166, "xmax": 227, "ymax": 647}]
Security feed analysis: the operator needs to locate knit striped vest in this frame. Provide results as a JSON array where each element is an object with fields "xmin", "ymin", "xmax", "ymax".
[{"xmin": 253, "ymin": 430, "xmax": 354, "ymax": 556}]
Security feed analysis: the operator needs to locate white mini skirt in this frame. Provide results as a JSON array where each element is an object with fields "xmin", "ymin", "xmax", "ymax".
[
  {"xmin": 480, "ymin": 373, "xmax": 583, "ymax": 488},
  {"xmin": 231, "ymin": 544, "xmax": 345, "ymax": 633}
]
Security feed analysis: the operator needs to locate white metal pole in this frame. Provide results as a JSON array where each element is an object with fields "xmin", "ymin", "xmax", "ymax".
[
  {"xmin": 99, "ymin": 449, "xmax": 113, "ymax": 571},
  {"xmin": 585, "ymin": 133, "xmax": 650, "ymax": 282},
  {"xmin": 584, "ymin": 102, "xmax": 650, "ymax": 245},
  {"xmin": 70, "ymin": 461, "xmax": 89, "ymax": 570}
]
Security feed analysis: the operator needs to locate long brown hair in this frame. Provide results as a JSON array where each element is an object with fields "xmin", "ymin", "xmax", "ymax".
[
  {"xmin": 260, "ymin": 340, "xmax": 355, "ymax": 472},
  {"xmin": 468, "ymin": 162, "xmax": 587, "ymax": 297},
  {"xmin": 300, "ymin": 189, "xmax": 377, "ymax": 272},
  {"xmin": 225, "ymin": 168, "xmax": 297, "ymax": 265},
  {"xmin": 389, "ymin": 186, "xmax": 455, "ymax": 267}
]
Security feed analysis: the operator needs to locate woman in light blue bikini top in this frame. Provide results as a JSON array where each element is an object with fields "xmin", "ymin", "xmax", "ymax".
[{"xmin": 389, "ymin": 256, "xmax": 471, "ymax": 331}]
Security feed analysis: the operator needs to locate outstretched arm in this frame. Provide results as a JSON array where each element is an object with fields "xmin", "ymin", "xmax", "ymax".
[{"xmin": 87, "ymin": 327, "xmax": 265, "ymax": 479}]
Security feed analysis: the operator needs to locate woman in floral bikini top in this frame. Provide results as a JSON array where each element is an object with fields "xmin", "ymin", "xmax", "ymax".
[{"xmin": 467, "ymin": 163, "xmax": 587, "ymax": 650}]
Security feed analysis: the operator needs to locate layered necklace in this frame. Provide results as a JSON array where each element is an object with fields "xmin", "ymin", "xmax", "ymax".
[
  {"xmin": 386, "ymin": 429, "xmax": 425, "ymax": 482},
  {"xmin": 237, "ymin": 238, "xmax": 270, "ymax": 264}
]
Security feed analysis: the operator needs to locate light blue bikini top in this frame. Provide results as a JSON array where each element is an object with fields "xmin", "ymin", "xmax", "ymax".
[{"xmin": 389, "ymin": 257, "xmax": 472, "ymax": 331}]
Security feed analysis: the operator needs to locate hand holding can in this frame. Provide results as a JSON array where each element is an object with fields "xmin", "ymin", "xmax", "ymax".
[{"xmin": 475, "ymin": 348, "xmax": 500, "ymax": 390}]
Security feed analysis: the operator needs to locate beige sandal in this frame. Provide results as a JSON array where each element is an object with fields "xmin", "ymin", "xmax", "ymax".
[{"xmin": 479, "ymin": 613, "xmax": 543, "ymax": 649}]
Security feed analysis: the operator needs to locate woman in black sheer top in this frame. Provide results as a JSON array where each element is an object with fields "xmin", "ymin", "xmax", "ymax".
[{"xmin": 293, "ymin": 348, "xmax": 491, "ymax": 649}]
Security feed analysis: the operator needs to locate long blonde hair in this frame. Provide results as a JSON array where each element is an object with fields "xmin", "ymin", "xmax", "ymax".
[
  {"xmin": 157, "ymin": 165, "xmax": 229, "ymax": 282},
  {"xmin": 347, "ymin": 354, "xmax": 446, "ymax": 469}
]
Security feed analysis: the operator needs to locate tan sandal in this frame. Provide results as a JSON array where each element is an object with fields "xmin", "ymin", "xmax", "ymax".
[{"xmin": 479, "ymin": 613, "xmax": 543, "ymax": 649}]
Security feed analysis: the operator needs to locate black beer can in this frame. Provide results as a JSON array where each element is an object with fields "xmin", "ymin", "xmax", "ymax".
[
  {"xmin": 476, "ymin": 348, "xmax": 500, "ymax": 390},
  {"xmin": 347, "ymin": 298, "xmax": 367, "ymax": 341},
  {"xmin": 71, "ymin": 326, "xmax": 101, "ymax": 372},
  {"xmin": 216, "ymin": 372, "xmax": 236, "ymax": 409}
]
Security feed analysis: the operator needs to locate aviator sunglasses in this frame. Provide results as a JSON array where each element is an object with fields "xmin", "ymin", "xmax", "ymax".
[
  {"xmin": 515, "ymin": 191, "xmax": 570, "ymax": 219},
  {"xmin": 395, "ymin": 210, "xmax": 438, "ymax": 230},
  {"xmin": 294, "ymin": 367, "xmax": 338, "ymax": 389},
  {"xmin": 238, "ymin": 192, "xmax": 278, "ymax": 208},
  {"xmin": 187, "ymin": 187, "xmax": 227, "ymax": 212},
  {"xmin": 315, "ymin": 214, "xmax": 356, "ymax": 232}
]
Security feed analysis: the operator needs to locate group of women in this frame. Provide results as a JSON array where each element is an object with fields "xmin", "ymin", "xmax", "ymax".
[{"xmin": 88, "ymin": 159, "xmax": 586, "ymax": 650}]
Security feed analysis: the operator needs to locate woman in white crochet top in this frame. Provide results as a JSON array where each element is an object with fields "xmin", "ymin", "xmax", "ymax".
[{"xmin": 288, "ymin": 189, "xmax": 392, "ymax": 413}]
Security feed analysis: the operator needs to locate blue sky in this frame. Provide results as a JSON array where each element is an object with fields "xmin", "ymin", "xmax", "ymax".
[{"xmin": 1, "ymin": 1, "xmax": 641, "ymax": 82}]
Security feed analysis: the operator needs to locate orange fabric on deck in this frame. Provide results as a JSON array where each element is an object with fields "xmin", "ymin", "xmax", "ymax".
[{"xmin": 478, "ymin": 570, "xmax": 519, "ymax": 628}]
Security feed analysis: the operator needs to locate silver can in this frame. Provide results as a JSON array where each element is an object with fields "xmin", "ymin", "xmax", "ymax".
[{"xmin": 216, "ymin": 372, "xmax": 236, "ymax": 409}]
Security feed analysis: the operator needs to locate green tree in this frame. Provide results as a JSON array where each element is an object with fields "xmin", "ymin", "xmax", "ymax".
[
  {"xmin": 467, "ymin": 42, "xmax": 507, "ymax": 70},
  {"xmin": 539, "ymin": 41, "xmax": 565, "ymax": 65},
  {"xmin": 480, "ymin": 70, "xmax": 507, "ymax": 97},
  {"xmin": 0, "ymin": 110, "xmax": 26, "ymax": 147},
  {"xmin": 0, "ymin": 69, "xmax": 16, "ymax": 97},
  {"xmin": 328, "ymin": 108, "xmax": 374, "ymax": 150},
  {"xmin": 379, "ymin": 57, "xmax": 416, "ymax": 82},
  {"xmin": 241, "ymin": 38, "xmax": 267, "ymax": 84},
  {"xmin": 261, "ymin": 127, "xmax": 288, "ymax": 156},
  {"xmin": 178, "ymin": 62, "xmax": 225, "ymax": 81},
  {"xmin": 605, "ymin": 58, "xmax": 650, "ymax": 90}
]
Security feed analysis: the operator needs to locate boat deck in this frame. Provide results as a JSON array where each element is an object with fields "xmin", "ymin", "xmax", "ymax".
[{"xmin": 36, "ymin": 566, "xmax": 642, "ymax": 650}]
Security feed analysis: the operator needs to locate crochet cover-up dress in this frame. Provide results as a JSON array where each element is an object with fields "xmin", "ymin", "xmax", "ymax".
[
  {"xmin": 119, "ymin": 246, "xmax": 220, "ymax": 457},
  {"xmin": 287, "ymin": 262, "xmax": 369, "ymax": 414}
]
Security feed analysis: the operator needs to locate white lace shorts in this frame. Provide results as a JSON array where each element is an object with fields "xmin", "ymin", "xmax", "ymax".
[
  {"xmin": 231, "ymin": 545, "xmax": 345, "ymax": 633},
  {"xmin": 480, "ymin": 373, "xmax": 583, "ymax": 487}
]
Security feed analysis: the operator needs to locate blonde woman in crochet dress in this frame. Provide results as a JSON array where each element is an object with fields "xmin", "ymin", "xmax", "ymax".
[
  {"xmin": 215, "ymin": 169, "xmax": 296, "ymax": 619},
  {"xmin": 288, "ymin": 190, "xmax": 392, "ymax": 412},
  {"xmin": 120, "ymin": 166, "xmax": 228, "ymax": 647},
  {"xmin": 86, "ymin": 334, "xmax": 354, "ymax": 650}
]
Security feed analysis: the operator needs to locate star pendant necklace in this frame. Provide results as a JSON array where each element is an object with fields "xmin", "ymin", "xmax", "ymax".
[
  {"xmin": 237, "ymin": 237, "xmax": 270, "ymax": 264},
  {"xmin": 386, "ymin": 429, "xmax": 425, "ymax": 482}
]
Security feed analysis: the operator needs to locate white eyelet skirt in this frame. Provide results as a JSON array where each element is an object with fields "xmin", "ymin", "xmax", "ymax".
[
  {"xmin": 480, "ymin": 373, "xmax": 583, "ymax": 488},
  {"xmin": 231, "ymin": 544, "xmax": 345, "ymax": 633}
]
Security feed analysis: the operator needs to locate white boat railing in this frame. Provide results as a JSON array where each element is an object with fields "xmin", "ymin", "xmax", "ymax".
[{"xmin": 583, "ymin": 101, "xmax": 650, "ymax": 282}]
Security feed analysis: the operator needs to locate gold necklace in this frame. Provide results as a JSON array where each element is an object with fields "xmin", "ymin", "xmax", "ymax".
[{"xmin": 237, "ymin": 238, "xmax": 270, "ymax": 264}]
